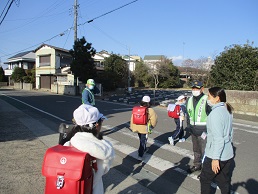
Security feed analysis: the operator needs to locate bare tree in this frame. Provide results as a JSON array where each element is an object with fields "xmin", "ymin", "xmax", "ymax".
[{"xmin": 147, "ymin": 57, "xmax": 180, "ymax": 104}]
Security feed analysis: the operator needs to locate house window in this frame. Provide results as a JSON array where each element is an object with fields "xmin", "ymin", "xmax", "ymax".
[
  {"xmin": 60, "ymin": 56, "xmax": 72, "ymax": 67},
  {"xmin": 39, "ymin": 55, "xmax": 51, "ymax": 66},
  {"xmin": 94, "ymin": 61, "xmax": 100, "ymax": 67}
]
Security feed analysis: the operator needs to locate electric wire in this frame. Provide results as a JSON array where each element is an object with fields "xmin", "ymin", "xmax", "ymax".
[
  {"xmin": 0, "ymin": 0, "xmax": 14, "ymax": 26},
  {"xmin": 79, "ymin": 0, "xmax": 139, "ymax": 25},
  {"xmin": 0, "ymin": 0, "xmax": 11, "ymax": 19},
  {"xmin": 0, "ymin": 0, "xmax": 68, "ymax": 33},
  {"xmin": 1, "ymin": 0, "xmax": 140, "ymax": 58}
]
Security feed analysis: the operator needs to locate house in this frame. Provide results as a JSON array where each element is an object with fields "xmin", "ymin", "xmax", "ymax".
[
  {"xmin": 93, "ymin": 50, "xmax": 111, "ymax": 71},
  {"xmin": 34, "ymin": 44, "xmax": 73, "ymax": 89},
  {"xmin": 122, "ymin": 55, "xmax": 141, "ymax": 71},
  {"xmin": 4, "ymin": 51, "xmax": 35, "ymax": 85},
  {"xmin": 143, "ymin": 55, "xmax": 166, "ymax": 69}
]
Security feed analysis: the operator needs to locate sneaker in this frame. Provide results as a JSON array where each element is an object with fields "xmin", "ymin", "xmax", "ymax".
[
  {"xmin": 168, "ymin": 136, "xmax": 174, "ymax": 145},
  {"xmin": 187, "ymin": 166, "xmax": 202, "ymax": 174},
  {"xmin": 197, "ymin": 173, "xmax": 201, "ymax": 179},
  {"xmin": 179, "ymin": 138, "xmax": 185, "ymax": 142}
]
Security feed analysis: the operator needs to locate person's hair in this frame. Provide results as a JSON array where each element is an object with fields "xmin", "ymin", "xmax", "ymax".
[
  {"xmin": 71, "ymin": 118, "xmax": 103, "ymax": 140},
  {"xmin": 140, "ymin": 101, "xmax": 150, "ymax": 107},
  {"xmin": 208, "ymin": 87, "xmax": 234, "ymax": 114}
]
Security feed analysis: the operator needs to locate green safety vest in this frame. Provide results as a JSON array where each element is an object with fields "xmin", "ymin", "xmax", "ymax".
[
  {"xmin": 82, "ymin": 88, "xmax": 95, "ymax": 106},
  {"xmin": 187, "ymin": 95, "xmax": 208, "ymax": 126}
]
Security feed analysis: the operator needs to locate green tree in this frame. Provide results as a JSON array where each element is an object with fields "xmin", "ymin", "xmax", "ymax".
[
  {"xmin": 101, "ymin": 54, "xmax": 128, "ymax": 90},
  {"xmin": 23, "ymin": 67, "xmax": 36, "ymax": 84},
  {"xmin": 11, "ymin": 67, "xmax": 26, "ymax": 82},
  {"xmin": 133, "ymin": 61, "xmax": 151, "ymax": 87},
  {"xmin": 69, "ymin": 37, "xmax": 96, "ymax": 83},
  {"xmin": 0, "ymin": 66, "xmax": 7, "ymax": 82},
  {"xmin": 158, "ymin": 59, "xmax": 181, "ymax": 88},
  {"xmin": 209, "ymin": 42, "xmax": 258, "ymax": 90},
  {"xmin": 149, "ymin": 57, "xmax": 181, "ymax": 88}
]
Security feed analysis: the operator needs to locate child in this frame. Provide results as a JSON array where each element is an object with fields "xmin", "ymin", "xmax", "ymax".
[
  {"xmin": 64, "ymin": 104, "xmax": 115, "ymax": 194},
  {"xmin": 168, "ymin": 95, "xmax": 187, "ymax": 145},
  {"xmin": 130, "ymin": 96, "xmax": 158, "ymax": 161}
]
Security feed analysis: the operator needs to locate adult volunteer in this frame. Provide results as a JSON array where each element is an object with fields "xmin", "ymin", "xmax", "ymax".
[
  {"xmin": 186, "ymin": 81, "xmax": 211, "ymax": 174},
  {"xmin": 82, "ymin": 79, "xmax": 100, "ymax": 106}
]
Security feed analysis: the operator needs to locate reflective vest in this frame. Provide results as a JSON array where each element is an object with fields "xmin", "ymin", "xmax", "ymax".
[
  {"xmin": 82, "ymin": 88, "xmax": 95, "ymax": 106},
  {"xmin": 187, "ymin": 95, "xmax": 208, "ymax": 126}
]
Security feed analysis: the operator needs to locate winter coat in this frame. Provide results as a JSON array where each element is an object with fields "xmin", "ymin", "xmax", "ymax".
[
  {"xmin": 64, "ymin": 132, "xmax": 115, "ymax": 194},
  {"xmin": 205, "ymin": 102, "xmax": 234, "ymax": 161},
  {"xmin": 130, "ymin": 107, "xmax": 158, "ymax": 134}
]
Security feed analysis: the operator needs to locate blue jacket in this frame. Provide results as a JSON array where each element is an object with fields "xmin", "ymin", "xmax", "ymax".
[
  {"xmin": 82, "ymin": 87, "xmax": 95, "ymax": 105},
  {"xmin": 205, "ymin": 102, "xmax": 234, "ymax": 161}
]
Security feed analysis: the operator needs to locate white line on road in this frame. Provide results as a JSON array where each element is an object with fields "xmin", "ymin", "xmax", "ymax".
[
  {"xmin": 103, "ymin": 124, "xmax": 194, "ymax": 164},
  {"xmin": 1, "ymin": 94, "xmax": 65, "ymax": 122},
  {"xmin": 233, "ymin": 127, "xmax": 258, "ymax": 134},
  {"xmin": 104, "ymin": 127, "xmax": 239, "ymax": 194},
  {"xmin": 102, "ymin": 125, "xmax": 194, "ymax": 160},
  {"xmin": 233, "ymin": 123, "xmax": 258, "ymax": 129}
]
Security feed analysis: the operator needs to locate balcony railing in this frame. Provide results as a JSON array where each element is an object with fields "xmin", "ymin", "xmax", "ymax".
[{"xmin": 4, "ymin": 69, "xmax": 13, "ymax": 76}]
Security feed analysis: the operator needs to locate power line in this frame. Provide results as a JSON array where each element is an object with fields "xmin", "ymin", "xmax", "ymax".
[
  {"xmin": 1, "ymin": 0, "xmax": 140, "ymax": 58},
  {"xmin": 0, "ymin": 0, "xmax": 68, "ymax": 34},
  {"xmin": 79, "ymin": 0, "xmax": 139, "ymax": 25},
  {"xmin": 0, "ymin": 0, "xmax": 14, "ymax": 26},
  {"xmin": 0, "ymin": 28, "xmax": 72, "ymax": 58},
  {"xmin": 0, "ymin": 0, "xmax": 11, "ymax": 19}
]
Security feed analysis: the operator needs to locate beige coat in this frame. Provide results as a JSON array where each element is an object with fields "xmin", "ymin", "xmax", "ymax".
[{"xmin": 130, "ymin": 107, "xmax": 158, "ymax": 134}]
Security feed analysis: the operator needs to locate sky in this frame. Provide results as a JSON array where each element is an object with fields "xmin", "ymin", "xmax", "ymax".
[{"xmin": 0, "ymin": 0, "xmax": 257, "ymax": 68}]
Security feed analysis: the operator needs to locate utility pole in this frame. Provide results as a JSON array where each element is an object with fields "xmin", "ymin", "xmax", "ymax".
[
  {"xmin": 128, "ymin": 47, "xmax": 131, "ymax": 93},
  {"xmin": 73, "ymin": 0, "xmax": 78, "ymax": 95},
  {"xmin": 74, "ymin": 0, "xmax": 78, "ymax": 42}
]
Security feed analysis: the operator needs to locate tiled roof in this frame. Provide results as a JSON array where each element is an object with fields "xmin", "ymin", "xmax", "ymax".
[
  {"xmin": 8, "ymin": 50, "xmax": 34, "ymax": 59},
  {"xmin": 144, "ymin": 55, "xmax": 165, "ymax": 60},
  {"xmin": 34, "ymin": 44, "xmax": 70, "ymax": 53}
]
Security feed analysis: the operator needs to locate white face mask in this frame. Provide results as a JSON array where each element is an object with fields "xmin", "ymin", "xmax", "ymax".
[
  {"xmin": 88, "ymin": 85, "xmax": 94, "ymax": 90},
  {"xmin": 181, "ymin": 100, "xmax": 186, "ymax": 105},
  {"xmin": 207, "ymin": 100, "xmax": 214, "ymax": 107},
  {"xmin": 192, "ymin": 90, "xmax": 201, "ymax": 97}
]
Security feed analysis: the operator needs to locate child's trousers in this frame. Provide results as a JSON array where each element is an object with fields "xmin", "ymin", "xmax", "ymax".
[{"xmin": 172, "ymin": 118, "xmax": 184, "ymax": 139}]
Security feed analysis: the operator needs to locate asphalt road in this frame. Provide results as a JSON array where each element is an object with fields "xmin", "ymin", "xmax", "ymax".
[{"xmin": 1, "ymin": 89, "xmax": 257, "ymax": 194}]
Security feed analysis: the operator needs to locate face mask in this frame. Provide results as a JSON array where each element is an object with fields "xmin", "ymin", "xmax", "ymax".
[
  {"xmin": 207, "ymin": 100, "xmax": 214, "ymax": 107},
  {"xmin": 88, "ymin": 85, "xmax": 94, "ymax": 90},
  {"xmin": 181, "ymin": 101, "xmax": 186, "ymax": 105},
  {"xmin": 192, "ymin": 90, "xmax": 201, "ymax": 97}
]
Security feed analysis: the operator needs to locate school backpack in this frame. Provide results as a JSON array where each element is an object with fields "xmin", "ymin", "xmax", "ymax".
[
  {"xmin": 42, "ymin": 145, "xmax": 97, "ymax": 194},
  {"xmin": 167, "ymin": 104, "xmax": 181, "ymax": 119},
  {"xmin": 132, "ymin": 106, "xmax": 148, "ymax": 125}
]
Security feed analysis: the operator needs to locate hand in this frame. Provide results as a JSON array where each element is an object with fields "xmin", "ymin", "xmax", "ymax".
[{"xmin": 212, "ymin": 159, "xmax": 220, "ymax": 174}]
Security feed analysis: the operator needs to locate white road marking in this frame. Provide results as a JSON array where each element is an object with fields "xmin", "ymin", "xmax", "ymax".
[
  {"xmin": 102, "ymin": 125, "xmax": 194, "ymax": 160},
  {"xmin": 1, "ymin": 94, "xmax": 65, "ymax": 122},
  {"xmin": 233, "ymin": 123, "xmax": 258, "ymax": 129},
  {"xmin": 234, "ymin": 127, "xmax": 258, "ymax": 134},
  {"xmin": 104, "ymin": 130, "xmax": 239, "ymax": 194},
  {"xmin": 105, "ymin": 136, "xmax": 176, "ymax": 172}
]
